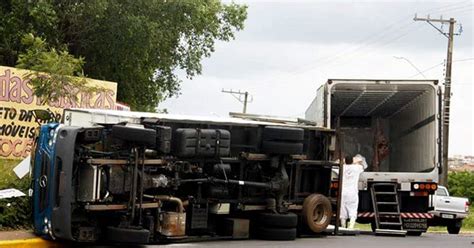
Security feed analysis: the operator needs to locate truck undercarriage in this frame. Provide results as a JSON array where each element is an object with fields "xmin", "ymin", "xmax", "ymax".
[{"xmin": 32, "ymin": 111, "xmax": 336, "ymax": 243}]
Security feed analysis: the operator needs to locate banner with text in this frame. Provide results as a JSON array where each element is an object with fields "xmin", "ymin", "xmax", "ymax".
[{"xmin": 0, "ymin": 66, "xmax": 117, "ymax": 160}]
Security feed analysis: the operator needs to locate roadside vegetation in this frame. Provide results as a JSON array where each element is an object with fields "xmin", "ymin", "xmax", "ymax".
[
  {"xmin": 0, "ymin": 159, "xmax": 31, "ymax": 230},
  {"xmin": 0, "ymin": 0, "xmax": 247, "ymax": 110}
]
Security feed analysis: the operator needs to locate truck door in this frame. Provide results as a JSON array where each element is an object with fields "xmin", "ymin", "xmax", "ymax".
[{"xmin": 434, "ymin": 187, "xmax": 451, "ymax": 213}]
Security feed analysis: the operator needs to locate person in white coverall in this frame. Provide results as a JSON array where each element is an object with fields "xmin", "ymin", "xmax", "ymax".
[{"xmin": 340, "ymin": 154, "xmax": 367, "ymax": 229}]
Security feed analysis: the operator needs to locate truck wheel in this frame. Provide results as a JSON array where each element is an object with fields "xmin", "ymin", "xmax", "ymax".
[
  {"xmin": 258, "ymin": 212, "xmax": 298, "ymax": 228},
  {"xmin": 302, "ymin": 194, "xmax": 332, "ymax": 233},
  {"xmin": 261, "ymin": 141, "xmax": 303, "ymax": 155},
  {"xmin": 447, "ymin": 220, "xmax": 462, "ymax": 234},
  {"xmin": 257, "ymin": 227, "xmax": 297, "ymax": 241},
  {"xmin": 406, "ymin": 231, "xmax": 423, "ymax": 236},
  {"xmin": 263, "ymin": 126, "xmax": 304, "ymax": 142}
]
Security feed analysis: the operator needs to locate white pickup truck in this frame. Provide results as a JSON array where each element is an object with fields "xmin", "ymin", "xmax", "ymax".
[{"xmin": 429, "ymin": 186, "xmax": 470, "ymax": 234}]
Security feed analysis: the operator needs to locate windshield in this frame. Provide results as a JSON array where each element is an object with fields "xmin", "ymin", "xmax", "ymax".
[{"xmin": 435, "ymin": 188, "xmax": 448, "ymax": 196}]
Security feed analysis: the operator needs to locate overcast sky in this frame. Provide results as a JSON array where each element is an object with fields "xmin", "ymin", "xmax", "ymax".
[{"xmin": 160, "ymin": 0, "xmax": 473, "ymax": 156}]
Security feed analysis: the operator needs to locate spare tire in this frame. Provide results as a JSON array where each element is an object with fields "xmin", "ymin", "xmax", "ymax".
[
  {"xmin": 302, "ymin": 194, "xmax": 332, "ymax": 233},
  {"xmin": 261, "ymin": 141, "xmax": 303, "ymax": 155},
  {"xmin": 257, "ymin": 227, "xmax": 297, "ymax": 241},
  {"xmin": 263, "ymin": 126, "xmax": 304, "ymax": 142},
  {"xmin": 258, "ymin": 212, "xmax": 298, "ymax": 228}
]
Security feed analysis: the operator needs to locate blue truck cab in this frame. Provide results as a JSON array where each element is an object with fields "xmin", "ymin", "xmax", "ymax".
[
  {"xmin": 32, "ymin": 123, "xmax": 60, "ymax": 238},
  {"xmin": 32, "ymin": 122, "xmax": 85, "ymax": 241}
]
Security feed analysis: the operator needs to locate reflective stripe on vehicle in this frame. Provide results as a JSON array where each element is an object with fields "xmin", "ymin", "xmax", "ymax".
[{"xmin": 357, "ymin": 212, "xmax": 433, "ymax": 219}]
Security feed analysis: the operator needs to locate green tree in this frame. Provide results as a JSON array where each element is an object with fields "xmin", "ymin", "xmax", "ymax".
[
  {"xmin": 448, "ymin": 171, "xmax": 474, "ymax": 202},
  {"xmin": 1, "ymin": 0, "xmax": 247, "ymax": 111},
  {"xmin": 16, "ymin": 33, "xmax": 91, "ymax": 104}
]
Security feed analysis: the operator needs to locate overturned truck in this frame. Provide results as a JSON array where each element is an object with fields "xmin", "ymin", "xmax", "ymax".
[{"xmin": 32, "ymin": 109, "xmax": 336, "ymax": 243}]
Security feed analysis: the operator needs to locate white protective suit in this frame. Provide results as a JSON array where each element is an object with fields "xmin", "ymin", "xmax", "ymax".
[{"xmin": 340, "ymin": 154, "xmax": 367, "ymax": 227}]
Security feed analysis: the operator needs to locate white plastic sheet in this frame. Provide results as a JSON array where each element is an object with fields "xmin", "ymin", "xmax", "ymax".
[
  {"xmin": 0, "ymin": 188, "xmax": 26, "ymax": 199},
  {"xmin": 13, "ymin": 155, "xmax": 31, "ymax": 179}
]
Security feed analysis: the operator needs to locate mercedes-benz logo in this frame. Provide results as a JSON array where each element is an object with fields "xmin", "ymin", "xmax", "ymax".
[{"xmin": 39, "ymin": 176, "xmax": 48, "ymax": 188}]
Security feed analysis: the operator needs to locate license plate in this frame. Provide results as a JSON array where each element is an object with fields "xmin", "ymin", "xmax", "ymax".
[
  {"xmin": 403, "ymin": 218, "xmax": 428, "ymax": 230},
  {"xmin": 441, "ymin": 213, "xmax": 455, "ymax": 219}
]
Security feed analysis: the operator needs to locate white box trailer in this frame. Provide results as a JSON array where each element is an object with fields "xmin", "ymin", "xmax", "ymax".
[{"xmin": 306, "ymin": 79, "xmax": 441, "ymax": 234}]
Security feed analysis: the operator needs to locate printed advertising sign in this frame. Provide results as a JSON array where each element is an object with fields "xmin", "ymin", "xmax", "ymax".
[{"xmin": 0, "ymin": 66, "xmax": 117, "ymax": 160}]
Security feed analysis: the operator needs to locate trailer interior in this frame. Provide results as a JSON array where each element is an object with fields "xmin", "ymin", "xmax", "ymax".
[{"xmin": 329, "ymin": 81, "xmax": 439, "ymax": 173}]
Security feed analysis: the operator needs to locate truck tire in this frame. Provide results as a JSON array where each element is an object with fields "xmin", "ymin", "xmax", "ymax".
[
  {"xmin": 261, "ymin": 141, "xmax": 303, "ymax": 155},
  {"xmin": 447, "ymin": 220, "xmax": 462, "ymax": 234},
  {"xmin": 258, "ymin": 212, "xmax": 298, "ymax": 228},
  {"xmin": 302, "ymin": 194, "xmax": 332, "ymax": 233},
  {"xmin": 106, "ymin": 226, "xmax": 150, "ymax": 243},
  {"xmin": 406, "ymin": 231, "xmax": 423, "ymax": 236},
  {"xmin": 257, "ymin": 227, "xmax": 297, "ymax": 241},
  {"xmin": 263, "ymin": 126, "xmax": 304, "ymax": 142}
]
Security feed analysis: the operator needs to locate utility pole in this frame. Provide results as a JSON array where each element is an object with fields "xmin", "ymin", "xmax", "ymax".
[
  {"xmin": 221, "ymin": 89, "xmax": 253, "ymax": 113},
  {"xmin": 414, "ymin": 14, "xmax": 461, "ymax": 186}
]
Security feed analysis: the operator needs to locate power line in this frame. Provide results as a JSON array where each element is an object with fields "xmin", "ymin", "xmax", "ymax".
[
  {"xmin": 314, "ymin": 23, "xmax": 423, "ymax": 74},
  {"xmin": 408, "ymin": 62, "xmax": 444, "ymax": 78},
  {"xmin": 252, "ymin": 1, "xmax": 472, "ymax": 89},
  {"xmin": 408, "ymin": 58, "xmax": 474, "ymax": 78},
  {"xmin": 394, "ymin": 56, "xmax": 427, "ymax": 78},
  {"xmin": 430, "ymin": 2, "xmax": 473, "ymax": 13},
  {"xmin": 260, "ymin": 21, "xmax": 421, "ymax": 86},
  {"xmin": 298, "ymin": 1, "xmax": 472, "ymax": 73}
]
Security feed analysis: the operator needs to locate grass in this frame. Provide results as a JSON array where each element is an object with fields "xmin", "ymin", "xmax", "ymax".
[
  {"xmin": 355, "ymin": 223, "xmax": 372, "ymax": 231},
  {"xmin": 0, "ymin": 158, "xmax": 32, "ymax": 230},
  {"xmin": 463, "ymin": 206, "xmax": 474, "ymax": 228},
  {"xmin": 0, "ymin": 159, "xmax": 24, "ymax": 189}
]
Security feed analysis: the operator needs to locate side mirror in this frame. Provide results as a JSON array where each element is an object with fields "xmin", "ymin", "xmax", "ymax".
[{"xmin": 32, "ymin": 109, "xmax": 53, "ymax": 122}]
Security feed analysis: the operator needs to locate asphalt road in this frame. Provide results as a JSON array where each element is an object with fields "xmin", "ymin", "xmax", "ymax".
[{"xmin": 159, "ymin": 233, "xmax": 473, "ymax": 248}]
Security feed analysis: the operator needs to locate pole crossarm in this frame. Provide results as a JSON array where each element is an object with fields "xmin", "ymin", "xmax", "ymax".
[
  {"xmin": 414, "ymin": 14, "xmax": 457, "ymax": 38},
  {"xmin": 222, "ymin": 89, "xmax": 253, "ymax": 113}
]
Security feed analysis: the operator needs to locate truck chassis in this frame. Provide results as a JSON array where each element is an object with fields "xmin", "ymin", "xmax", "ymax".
[{"xmin": 32, "ymin": 111, "xmax": 336, "ymax": 243}]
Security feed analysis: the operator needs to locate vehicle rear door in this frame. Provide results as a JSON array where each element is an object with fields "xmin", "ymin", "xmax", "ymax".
[{"xmin": 434, "ymin": 187, "xmax": 457, "ymax": 219}]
